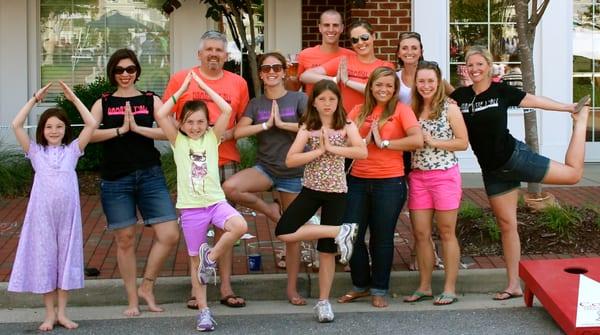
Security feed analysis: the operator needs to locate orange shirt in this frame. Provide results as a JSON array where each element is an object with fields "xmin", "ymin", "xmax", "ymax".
[
  {"xmin": 321, "ymin": 55, "xmax": 394, "ymax": 115},
  {"xmin": 163, "ymin": 68, "xmax": 249, "ymax": 166},
  {"xmin": 297, "ymin": 45, "xmax": 354, "ymax": 96},
  {"xmin": 348, "ymin": 103, "xmax": 419, "ymax": 178}
]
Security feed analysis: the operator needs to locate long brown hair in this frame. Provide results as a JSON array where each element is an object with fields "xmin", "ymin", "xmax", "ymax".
[
  {"xmin": 355, "ymin": 66, "xmax": 399, "ymax": 128},
  {"xmin": 35, "ymin": 108, "xmax": 73, "ymax": 146},
  {"xmin": 300, "ymin": 79, "xmax": 346, "ymax": 131},
  {"xmin": 411, "ymin": 61, "xmax": 446, "ymax": 120}
]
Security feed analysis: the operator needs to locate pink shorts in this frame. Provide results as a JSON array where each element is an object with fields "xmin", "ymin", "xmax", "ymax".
[
  {"xmin": 408, "ymin": 164, "xmax": 462, "ymax": 211},
  {"xmin": 180, "ymin": 201, "xmax": 242, "ymax": 256}
]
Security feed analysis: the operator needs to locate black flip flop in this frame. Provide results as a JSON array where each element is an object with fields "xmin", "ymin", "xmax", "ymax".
[
  {"xmin": 186, "ymin": 296, "xmax": 198, "ymax": 310},
  {"xmin": 492, "ymin": 291, "xmax": 523, "ymax": 301},
  {"xmin": 220, "ymin": 294, "xmax": 246, "ymax": 308}
]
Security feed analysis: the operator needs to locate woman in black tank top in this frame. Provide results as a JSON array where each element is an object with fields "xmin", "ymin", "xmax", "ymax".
[{"xmin": 89, "ymin": 48, "xmax": 179, "ymax": 317}]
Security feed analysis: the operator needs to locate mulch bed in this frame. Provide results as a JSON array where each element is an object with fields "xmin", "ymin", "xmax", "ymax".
[{"xmin": 458, "ymin": 207, "xmax": 600, "ymax": 256}]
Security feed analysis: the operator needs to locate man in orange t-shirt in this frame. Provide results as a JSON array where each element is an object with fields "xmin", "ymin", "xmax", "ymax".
[
  {"xmin": 162, "ymin": 30, "xmax": 249, "ymax": 309},
  {"xmin": 294, "ymin": 9, "xmax": 354, "ymax": 95}
]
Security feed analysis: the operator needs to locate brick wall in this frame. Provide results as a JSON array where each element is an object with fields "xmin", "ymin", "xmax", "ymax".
[
  {"xmin": 301, "ymin": 0, "xmax": 347, "ymax": 49},
  {"xmin": 349, "ymin": 0, "xmax": 411, "ymax": 62},
  {"xmin": 301, "ymin": 0, "xmax": 412, "ymax": 63}
]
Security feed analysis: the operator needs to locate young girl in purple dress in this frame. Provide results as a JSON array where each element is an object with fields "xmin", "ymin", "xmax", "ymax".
[{"xmin": 8, "ymin": 81, "xmax": 98, "ymax": 331}]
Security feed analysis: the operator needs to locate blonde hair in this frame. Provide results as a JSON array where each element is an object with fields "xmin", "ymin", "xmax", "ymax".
[
  {"xmin": 465, "ymin": 45, "xmax": 493, "ymax": 77},
  {"xmin": 355, "ymin": 66, "xmax": 399, "ymax": 128}
]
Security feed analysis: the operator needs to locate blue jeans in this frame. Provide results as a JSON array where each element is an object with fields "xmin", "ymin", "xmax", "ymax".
[{"xmin": 344, "ymin": 175, "xmax": 407, "ymax": 296}]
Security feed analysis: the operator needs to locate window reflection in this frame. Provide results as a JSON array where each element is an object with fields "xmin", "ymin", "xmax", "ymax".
[
  {"xmin": 40, "ymin": 0, "xmax": 170, "ymax": 100},
  {"xmin": 449, "ymin": 1, "xmax": 518, "ymax": 86},
  {"xmin": 573, "ymin": 1, "xmax": 599, "ymax": 142}
]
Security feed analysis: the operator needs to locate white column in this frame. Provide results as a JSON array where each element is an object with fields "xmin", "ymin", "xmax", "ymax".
[
  {"xmin": 0, "ymin": 0, "xmax": 35, "ymax": 142},
  {"xmin": 169, "ymin": 1, "xmax": 217, "ymax": 72},
  {"xmin": 264, "ymin": 0, "xmax": 302, "ymax": 57},
  {"xmin": 536, "ymin": 1, "xmax": 573, "ymax": 162}
]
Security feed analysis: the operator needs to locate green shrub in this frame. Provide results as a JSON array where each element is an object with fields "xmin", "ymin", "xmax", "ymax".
[
  {"xmin": 483, "ymin": 214, "xmax": 501, "ymax": 242},
  {"xmin": 458, "ymin": 200, "xmax": 485, "ymax": 220},
  {"xmin": 538, "ymin": 205, "xmax": 582, "ymax": 236},
  {"xmin": 0, "ymin": 143, "xmax": 33, "ymax": 196},
  {"xmin": 55, "ymin": 77, "xmax": 114, "ymax": 171},
  {"xmin": 160, "ymin": 151, "xmax": 177, "ymax": 193},
  {"xmin": 237, "ymin": 136, "xmax": 257, "ymax": 169}
]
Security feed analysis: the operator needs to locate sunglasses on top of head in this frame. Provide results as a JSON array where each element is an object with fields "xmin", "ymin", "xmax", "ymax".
[
  {"xmin": 260, "ymin": 64, "xmax": 284, "ymax": 74},
  {"xmin": 350, "ymin": 33, "xmax": 371, "ymax": 44},
  {"xmin": 399, "ymin": 32, "xmax": 421, "ymax": 40},
  {"xmin": 114, "ymin": 65, "xmax": 137, "ymax": 75}
]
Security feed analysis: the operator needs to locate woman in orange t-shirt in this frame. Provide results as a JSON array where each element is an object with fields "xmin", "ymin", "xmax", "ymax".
[
  {"xmin": 300, "ymin": 20, "xmax": 394, "ymax": 114},
  {"xmin": 337, "ymin": 66, "xmax": 423, "ymax": 308}
]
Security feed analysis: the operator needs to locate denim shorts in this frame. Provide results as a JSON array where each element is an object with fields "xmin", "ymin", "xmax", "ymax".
[
  {"xmin": 482, "ymin": 140, "xmax": 550, "ymax": 197},
  {"xmin": 254, "ymin": 164, "xmax": 302, "ymax": 193},
  {"xmin": 100, "ymin": 165, "xmax": 177, "ymax": 230}
]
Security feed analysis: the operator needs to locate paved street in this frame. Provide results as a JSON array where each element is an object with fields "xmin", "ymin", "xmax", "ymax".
[{"xmin": 0, "ymin": 296, "xmax": 565, "ymax": 335}]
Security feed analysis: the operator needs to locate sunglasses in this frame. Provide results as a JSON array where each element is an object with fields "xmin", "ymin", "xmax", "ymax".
[
  {"xmin": 418, "ymin": 60, "xmax": 439, "ymax": 67},
  {"xmin": 114, "ymin": 65, "xmax": 137, "ymax": 75},
  {"xmin": 260, "ymin": 64, "xmax": 284, "ymax": 73},
  {"xmin": 350, "ymin": 33, "xmax": 370, "ymax": 44},
  {"xmin": 399, "ymin": 32, "xmax": 421, "ymax": 40}
]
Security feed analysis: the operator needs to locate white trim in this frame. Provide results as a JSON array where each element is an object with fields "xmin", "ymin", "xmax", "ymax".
[{"xmin": 264, "ymin": 0, "xmax": 302, "ymax": 56}]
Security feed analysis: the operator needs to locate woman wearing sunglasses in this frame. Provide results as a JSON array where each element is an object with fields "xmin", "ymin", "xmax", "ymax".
[
  {"xmin": 300, "ymin": 20, "xmax": 394, "ymax": 113},
  {"xmin": 89, "ymin": 48, "xmax": 179, "ymax": 316},
  {"xmin": 450, "ymin": 46, "xmax": 589, "ymax": 301},
  {"xmin": 222, "ymin": 52, "xmax": 308, "ymax": 306},
  {"xmin": 338, "ymin": 66, "xmax": 423, "ymax": 308}
]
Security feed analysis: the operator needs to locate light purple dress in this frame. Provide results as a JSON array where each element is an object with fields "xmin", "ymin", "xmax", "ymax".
[{"xmin": 8, "ymin": 140, "xmax": 84, "ymax": 293}]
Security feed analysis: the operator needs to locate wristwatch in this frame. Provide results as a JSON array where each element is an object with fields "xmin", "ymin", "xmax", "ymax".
[{"xmin": 381, "ymin": 140, "xmax": 390, "ymax": 149}]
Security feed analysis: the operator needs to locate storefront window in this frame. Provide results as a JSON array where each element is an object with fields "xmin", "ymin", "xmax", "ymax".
[
  {"xmin": 40, "ymin": 0, "xmax": 169, "ymax": 100},
  {"xmin": 573, "ymin": 0, "xmax": 599, "ymax": 142},
  {"xmin": 449, "ymin": 0, "xmax": 518, "ymax": 86}
]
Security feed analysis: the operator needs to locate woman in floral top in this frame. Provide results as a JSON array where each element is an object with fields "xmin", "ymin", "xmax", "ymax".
[{"xmin": 403, "ymin": 61, "xmax": 468, "ymax": 305}]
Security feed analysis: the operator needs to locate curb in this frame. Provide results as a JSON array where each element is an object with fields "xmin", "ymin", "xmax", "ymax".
[{"xmin": 0, "ymin": 269, "xmax": 507, "ymax": 308}]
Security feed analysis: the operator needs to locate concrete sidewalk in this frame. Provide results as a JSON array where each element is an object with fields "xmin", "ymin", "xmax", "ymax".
[{"xmin": 0, "ymin": 269, "xmax": 509, "ymax": 309}]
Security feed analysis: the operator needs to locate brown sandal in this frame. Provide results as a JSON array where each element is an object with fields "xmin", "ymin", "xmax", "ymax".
[{"xmin": 337, "ymin": 290, "xmax": 370, "ymax": 303}]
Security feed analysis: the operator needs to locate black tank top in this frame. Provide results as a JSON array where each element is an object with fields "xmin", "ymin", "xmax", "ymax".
[{"xmin": 99, "ymin": 91, "xmax": 161, "ymax": 180}]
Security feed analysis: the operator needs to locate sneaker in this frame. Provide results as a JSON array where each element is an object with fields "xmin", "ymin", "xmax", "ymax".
[
  {"xmin": 335, "ymin": 223, "xmax": 358, "ymax": 265},
  {"xmin": 314, "ymin": 300, "xmax": 334, "ymax": 323},
  {"xmin": 197, "ymin": 243, "xmax": 217, "ymax": 285},
  {"xmin": 196, "ymin": 308, "xmax": 217, "ymax": 331}
]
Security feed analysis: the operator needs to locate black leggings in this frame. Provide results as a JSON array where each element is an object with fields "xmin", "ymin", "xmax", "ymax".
[{"xmin": 275, "ymin": 187, "xmax": 347, "ymax": 253}]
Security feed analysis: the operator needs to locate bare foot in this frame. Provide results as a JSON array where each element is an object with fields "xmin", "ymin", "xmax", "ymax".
[
  {"xmin": 38, "ymin": 316, "xmax": 56, "ymax": 331},
  {"xmin": 267, "ymin": 201, "xmax": 281, "ymax": 222},
  {"xmin": 573, "ymin": 104, "xmax": 590, "ymax": 124},
  {"xmin": 371, "ymin": 295, "xmax": 388, "ymax": 308},
  {"xmin": 122, "ymin": 305, "xmax": 141, "ymax": 317},
  {"xmin": 138, "ymin": 286, "xmax": 164, "ymax": 312},
  {"xmin": 287, "ymin": 295, "xmax": 306, "ymax": 306},
  {"xmin": 57, "ymin": 315, "xmax": 79, "ymax": 329}
]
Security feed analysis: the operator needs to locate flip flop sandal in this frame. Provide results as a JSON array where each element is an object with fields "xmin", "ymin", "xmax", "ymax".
[
  {"xmin": 433, "ymin": 292, "xmax": 458, "ymax": 305},
  {"xmin": 492, "ymin": 291, "xmax": 523, "ymax": 301},
  {"xmin": 337, "ymin": 290, "xmax": 370, "ymax": 303},
  {"xmin": 575, "ymin": 95, "xmax": 591, "ymax": 114},
  {"xmin": 220, "ymin": 294, "xmax": 246, "ymax": 308},
  {"xmin": 186, "ymin": 296, "xmax": 198, "ymax": 310},
  {"xmin": 403, "ymin": 291, "xmax": 433, "ymax": 303},
  {"xmin": 288, "ymin": 296, "xmax": 307, "ymax": 306}
]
